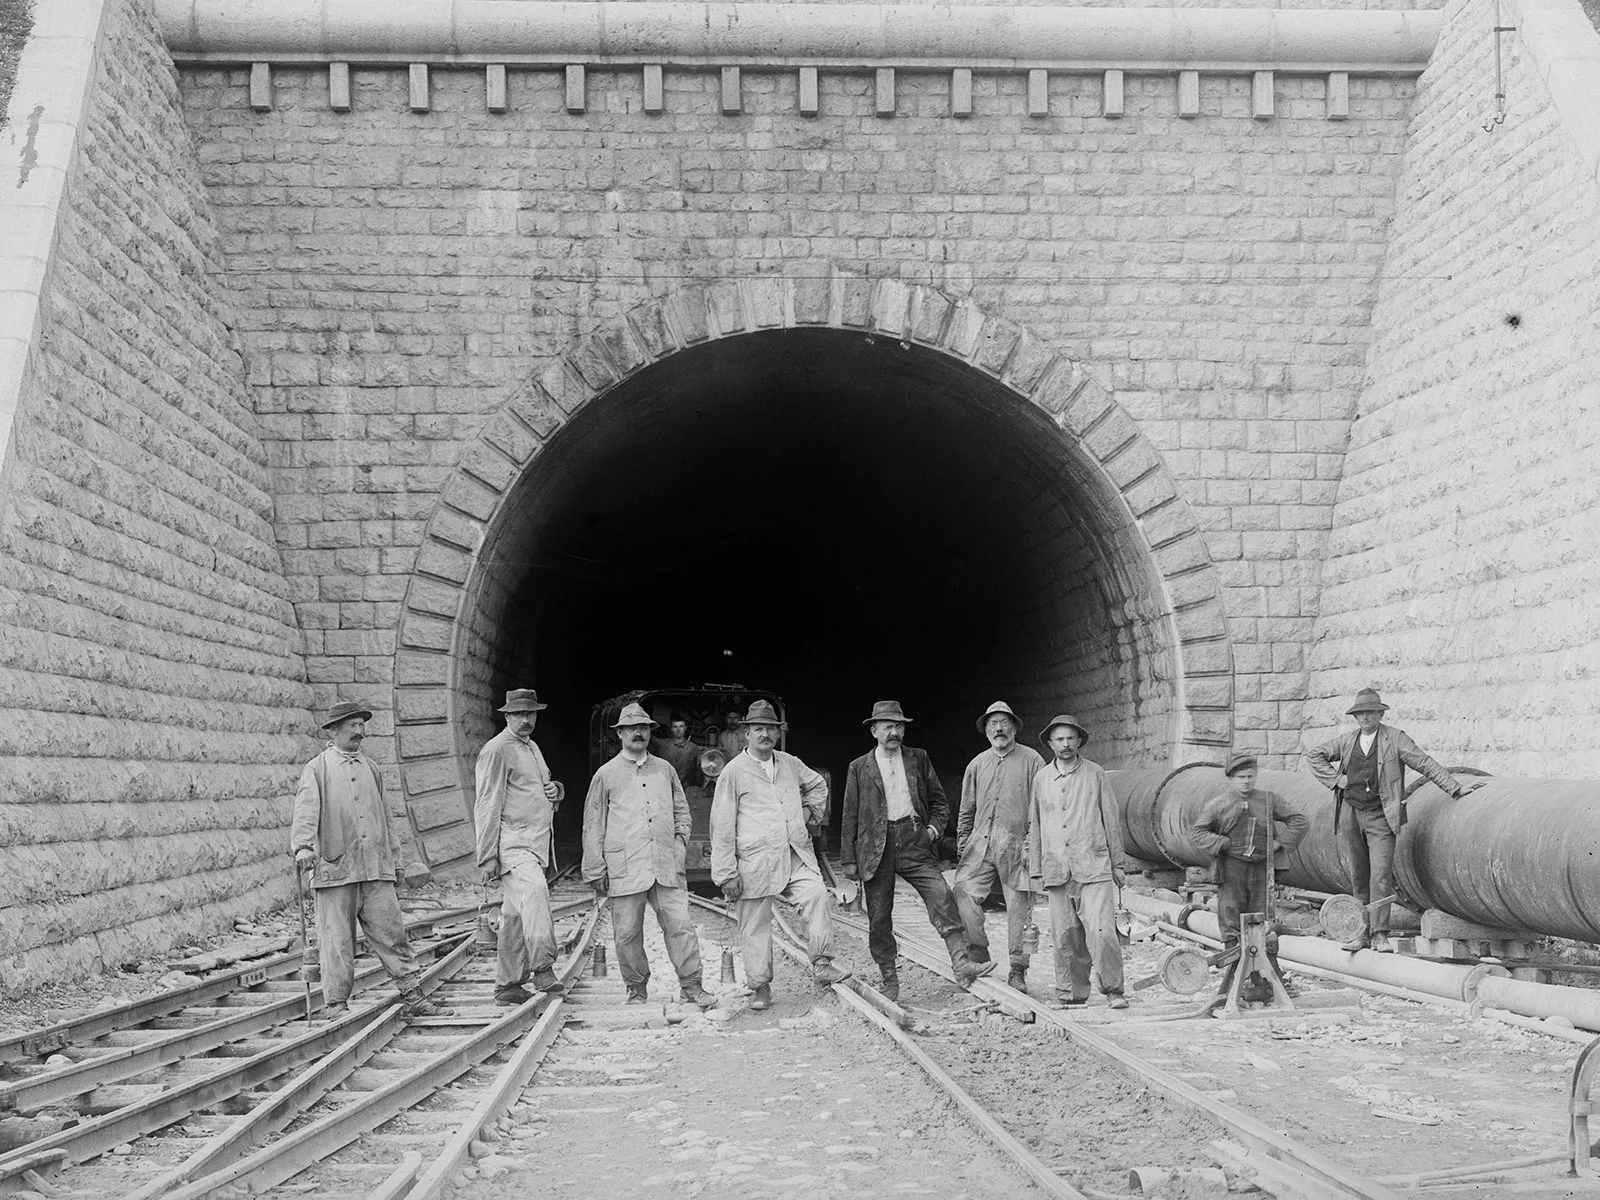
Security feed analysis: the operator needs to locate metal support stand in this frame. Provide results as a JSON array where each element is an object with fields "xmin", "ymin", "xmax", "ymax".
[
  {"xmin": 1219, "ymin": 912, "xmax": 1296, "ymax": 1017},
  {"xmin": 1568, "ymin": 1035, "xmax": 1600, "ymax": 1175}
]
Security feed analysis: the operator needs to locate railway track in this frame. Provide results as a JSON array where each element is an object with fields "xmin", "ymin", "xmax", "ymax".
[{"xmin": 0, "ymin": 889, "xmax": 598, "ymax": 1199}]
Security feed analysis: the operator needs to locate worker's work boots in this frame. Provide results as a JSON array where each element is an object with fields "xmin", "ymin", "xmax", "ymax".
[
  {"xmin": 532, "ymin": 968, "xmax": 565, "ymax": 994},
  {"xmin": 750, "ymin": 984, "xmax": 773, "ymax": 1011},
  {"xmin": 1006, "ymin": 966, "xmax": 1027, "ymax": 991},
  {"xmin": 879, "ymin": 967, "xmax": 900, "ymax": 1003},
  {"xmin": 812, "ymin": 957, "xmax": 850, "ymax": 986},
  {"xmin": 680, "ymin": 981, "xmax": 718, "ymax": 1009},
  {"xmin": 955, "ymin": 958, "xmax": 997, "ymax": 988},
  {"xmin": 401, "ymin": 992, "xmax": 454, "ymax": 1018}
]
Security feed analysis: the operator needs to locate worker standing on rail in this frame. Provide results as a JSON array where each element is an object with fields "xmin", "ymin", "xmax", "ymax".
[
  {"xmin": 1305, "ymin": 688, "xmax": 1483, "ymax": 953},
  {"xmin": 1027, "ymin": 713, "xmax": 1131, "ymax": 1010},
  {"xmin": 710, "ymin": 700, "xmax": 850, "ymax": 1011},
  {"xmin": 291, "ymin": 701, "xmax": 452, "ymax": 1018},
  {"xmin": 842, "ymin": 700, "xmax": 995, "ymax": 1001},
  {"xmin": 1190, "ymin": 752, "xmax": 1309, "ymax": 993},
  {"xmin": 953, "ymin": 701, "xmax": 1045, "ymax": 992},
  {"xmin": 476, "ymin": 688, "xmax": 566, "ymax": 1004},
  {"xmin": 583, "ymin": 702, "xmax": 719, "ymax": 1009}
]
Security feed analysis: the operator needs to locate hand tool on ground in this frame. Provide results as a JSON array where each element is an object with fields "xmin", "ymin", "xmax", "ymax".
[
  {"xmin": 290, "ymin": 854, "xmax": 316, "ymax": 1023},
  {"xmin": 813, "ymin": 833, "xmax": 859, "ymax": 910}
]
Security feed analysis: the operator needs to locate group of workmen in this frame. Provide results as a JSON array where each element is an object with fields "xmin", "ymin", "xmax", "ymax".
[{"xmin": 288, "ymin": 685, "xmax": 1481, "ymax": 1015}]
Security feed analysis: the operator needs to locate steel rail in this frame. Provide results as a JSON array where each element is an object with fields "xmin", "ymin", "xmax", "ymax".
[
  {"xmin": 159, "ymin": 901, "xmax": 602, "ymax": 1200},
  {"xmin": 0, "ymin": 936, "xmax": 473, "ymax": 1188},
  {"xmin": 827, "ymin": 905, "xmax": 1401, "ymax": 1200},
  {"xmin": 0, "ymin": 903, "xmax": 480, "ymax": 1069}
]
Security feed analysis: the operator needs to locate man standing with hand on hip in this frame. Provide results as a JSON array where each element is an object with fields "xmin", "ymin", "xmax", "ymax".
[
  {"xmin": 842, "ymin": 700, "xmax": 995, "ymax": 1001},
  {"xmin": 583, "ymin": 702, "xmax": 717, "ymax": 1008},
  {"xmin": 292, "ymin": 700, "xmax": 450, "ymax": 1018},
  {"xmin": 476, "ymin": 688, "xmax": 565, "ymax": 1003}
]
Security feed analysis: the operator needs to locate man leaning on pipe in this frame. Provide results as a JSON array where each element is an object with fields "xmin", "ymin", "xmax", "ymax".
[{"xmin": 1305, "ymin": 688, "xmax": 1483, "ymax": 953}]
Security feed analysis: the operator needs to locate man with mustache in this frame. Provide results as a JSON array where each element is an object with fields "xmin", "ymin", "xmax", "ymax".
[
  {"xmin": 710, "ymin": 700, "xmax": 849, "ymax": 1011},
  {"xmin": 1028, "ymin": 714, "xmax": 1131, "ymax": 1010},
  {"xmin": 953, "ymin": 701, "xmax": 1045, "ymax": 992},
  {"xmin": 291, "ymin": 701, "xmax": 450, "ymax": 1018},
  {"xmin": 476, "ymin": 688, "xmax": 566, "ymax": 1003},
  {"xmin": 842, "ymin": 700, "xmax": 995, "ymax": 1001},
  {"xmin": 583, "ymin": 702, "xmax": 717, "ymax": 1008}
]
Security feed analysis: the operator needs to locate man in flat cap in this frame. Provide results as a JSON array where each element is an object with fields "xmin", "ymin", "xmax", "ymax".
[
  {"xmin": 1306, "ymin": 688, "xmax": 1482, "ymax": 952},
  {"xmin": 583, "ymin": 702, "xmax": 717, "ymax": 1008},
  {"xmin": 842, "ymin": 700, "xmax": 994, "ymax": 1000},
  {"xmin": 711, "ymin": 700, "xmax": 849, "ymax": 1011},
  {"xmin": 953, "ymin": 701, "xmax": 1045, "ymax": 992},
  {"xmin": 291, "ymin": 701, "xmax": 450, "ymax": 1018},
  {"xmin": 1191, "ymin": 752, "xmax": 1309, "ymax": 992},
  {"xmin": 476, "ymin": 688, "xmax": 566, "ymax": 1002},
  {"xmin": 1028, "ymin": 713, "xmax": 1130, "ymax": 1010}
]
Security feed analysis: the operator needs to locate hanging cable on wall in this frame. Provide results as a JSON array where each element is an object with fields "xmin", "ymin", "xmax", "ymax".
[{"xmin": 1483, "ymin": 0, "xmax": 1516, "ymax": 131}]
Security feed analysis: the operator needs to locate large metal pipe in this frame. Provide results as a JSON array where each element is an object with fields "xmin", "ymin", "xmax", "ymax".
[{"xmin": 1109, "ymin": 766, "xmax": 1346, "ymax": 894}]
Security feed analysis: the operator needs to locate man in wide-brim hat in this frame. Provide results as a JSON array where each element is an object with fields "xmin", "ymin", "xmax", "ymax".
[
  {"xmin": 842, "ymin": 701, "xmax": 994, "ymax": 998},
  {"xmin": 291, "ymin": 700, "xmax": 450, "ymax": 1019},
  {"xmin": 710, "ymin": 699, "xmax": 850, "ymax": 1010},
  {"xmin": 582, "ymin": 702, "xmax": 717, "ymax": 1008},
  {"xmin": 952, "ymin": 701, "xmax": 1046, "ymax": 992},
  {"xmin": 1027, "ymin": 713, "xmax": 1132, "ymax": 1010},
  {"xmin": 475, "ymin": 688, "xmax": 566, "ymax": 1003},
  {"xmin": 1305, "ymin": 688, "xmax": 1481, "ymax": 953}
]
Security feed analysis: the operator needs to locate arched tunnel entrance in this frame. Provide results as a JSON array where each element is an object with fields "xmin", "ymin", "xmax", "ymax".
[{"xmin": 448, "ymin": 324, "xmax": 1191, "ymax": 858}]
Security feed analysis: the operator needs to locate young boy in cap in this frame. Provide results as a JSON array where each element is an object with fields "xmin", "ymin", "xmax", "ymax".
[
  {"xmin": 1190, "ymin": 753, "xmax": 1309, "ymax": 993},
  {"xmin": 291, "ymin": 701, "xmax": 451, "ymax": 1018}
]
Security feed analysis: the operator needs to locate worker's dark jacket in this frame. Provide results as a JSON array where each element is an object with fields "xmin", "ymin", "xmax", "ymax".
[
  {"xmin": 1190, "ymin": 789, "xmax": 1309, "ymax": 883},
  {"xmin": 841, "ymin": 747, "xmax": 948, "ymax": 881},
  {"xmin": 1305, "ymin": 724, "xmax": 1463, "ymax": 835}
]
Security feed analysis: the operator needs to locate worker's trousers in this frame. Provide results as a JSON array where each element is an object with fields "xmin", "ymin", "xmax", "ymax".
[
  {"xmin": 314, "ymin": 879, "xmax": 418, "ymax": 1005},
  {"xmin": 1044, "ymin": 879, "xmax": 1123, "ymax": 1001},
  {"xmin": 735, "ymin": 851, "xmax": 833, "ymax": 989},
  {"xmin": 952, "ymin": 856, "xmax": 1033, "ymax": 969},
  {"xmin": 612, "ymin": 882, "xmax": 705, "ymax": 990},
  {"xmin": 1337, "ymin": 805, "xmax": 1397, "ymax": 937},
  {"xmin": 497, "ymin": 859, "xmax": 558, "ymax": 989}
]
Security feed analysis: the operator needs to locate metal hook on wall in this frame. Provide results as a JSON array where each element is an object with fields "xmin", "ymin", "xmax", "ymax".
[{"xmin": 1483, "ymin": 0, "xmax": 1516, "ymax": 132}]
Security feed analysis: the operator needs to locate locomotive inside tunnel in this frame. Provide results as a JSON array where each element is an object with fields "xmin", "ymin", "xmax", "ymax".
[{"xmin": 454, "ymin": 328, "xmax": 1180, "ymax": 847}]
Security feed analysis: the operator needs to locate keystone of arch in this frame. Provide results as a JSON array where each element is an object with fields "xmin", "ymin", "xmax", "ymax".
[{"xmin": 391, "ymin": 274, "xmax": 1234, "ymax": 864}]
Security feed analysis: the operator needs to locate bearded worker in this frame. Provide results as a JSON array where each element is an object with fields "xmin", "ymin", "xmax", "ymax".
[
  {"xmin": 953, "ymin": 701, "xmax": 1045, "ymax": 992},
  {"xmin": 1028, "ymin": 713, "xmax": 1130, "ymax": 1011},
  {"xmin": 583, "ymin": 702, "xmax": 718, "ymax": 1008},
  {"xmin": 710, "ymin": 700, "xmax": 849, "ymax": 1011},
  {"xmin": 1305, "ymin": 688, "xmax": 1482, "ymax": 953},
  {"xmin": 842, "ymin": 700, "xmax": 994, "ymax": 1001},
  {"xmin": 475, "ymin": 688, "xmax": 566, "ymax": 1003},
  {"xmin": 291, "ymin": 701, "xmax": 450, "ymax": 1018}
]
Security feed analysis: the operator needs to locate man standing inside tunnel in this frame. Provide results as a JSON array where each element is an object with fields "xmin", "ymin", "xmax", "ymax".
[
  {"xmin": 652, "ymin": 713, "xmax": 700, "ymax": 786},
  {"xmin": 1306, "ymin": 688, "xmax": 1482, "ymax": 953},
  {"xmin": 475, "ymin": 688, "xmax": 566, "ymax": 1003},
  {"xmin": 842, "ymin": 700, "xmax": 995, "ymax": 1000},
  {"xmin": 953, "ymin": 701, "xmax": 1044, "ymax": 992},
  {"xmin": 292, "ymin": 701, "xmax": 450, "ymax": 1018},
  {"xmin": 583, "ymin": 702, "xmax": 717, "ymax": 1008},
  {"xmin": 715, "ymin": 708, "xmax": 745, "ymax": 763},
  {"xmin": 1028, "ymin": 714, "xmax": 1130, "ymax": 1010},
  {"xmin": 711, "ymin": 700, "xmax": 849, "ymax": 1011}
]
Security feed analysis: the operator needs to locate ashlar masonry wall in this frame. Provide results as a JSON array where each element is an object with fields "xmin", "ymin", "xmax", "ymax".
[
  {"xmin": 0, "ymin": 0, "xmax": 316, "ymax": 993},
  {"xmin": 1305, "ymin": 0, "xmax": 1600, "ymax": 776}
]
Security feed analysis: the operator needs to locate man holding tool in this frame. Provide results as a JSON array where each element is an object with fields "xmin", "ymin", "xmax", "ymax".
[
  {"xmin": 291, "ymin": 700, "xmax": 450, "ymax": 1018},
  {"xmin": 711, "ymin": 700, "xmax": 850, "ymax": 1011},
  {"xmin": 953, "ymin": 701, "xmax": 1044, "ymax": 992},
  {"xmin": 1028, "ymin": 713, "xmax": 1130, "ymax": 1010},
  {"xmin": 1305, "ymin": 688, "xmax": 1482, "ymax": 952},
  {"xmin": 1190, "ymin": 751, "xmax": 1309, "ymax": 995},
  {"xmin": 583, "ymin": 701, "xmax": 719, "ymax": 1008},
  {"xmin": 842, "ymin": 700, "xmax": 994, "ymax": 1001},
  {"xmin": 476, "ymin": 687, "xmax": 567, "ymax": 1004}
]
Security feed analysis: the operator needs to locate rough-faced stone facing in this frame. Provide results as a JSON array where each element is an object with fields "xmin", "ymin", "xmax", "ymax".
[
  {"xmin": 0, "ymin": 0, "xmax": 317, "ymax": 994},
  {"xmin": 176, "ymin": 61, "xmax": 1413, "ymax": 814},
  {"xmin": 1306, "ymin": 0, "xmax": 1600, "ymax": 777}
]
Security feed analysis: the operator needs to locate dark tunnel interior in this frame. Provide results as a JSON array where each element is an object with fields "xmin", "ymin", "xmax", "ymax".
[{"xmin": 455, "ymin": 329, "xmax": 1177, "ymax": 850}]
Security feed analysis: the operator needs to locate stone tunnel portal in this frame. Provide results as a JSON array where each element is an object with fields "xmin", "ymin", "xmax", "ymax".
[{"xmin": 452, "ymin": 327, "xmax": 1184, "ymax": 854}]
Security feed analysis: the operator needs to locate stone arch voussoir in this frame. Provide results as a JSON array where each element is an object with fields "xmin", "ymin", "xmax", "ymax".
[{"xmin": 392, "ymin": 272, "xmax": 1234, "ymax": 867}]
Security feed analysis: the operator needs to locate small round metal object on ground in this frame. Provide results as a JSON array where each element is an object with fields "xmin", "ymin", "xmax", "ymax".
[
  {"xmin": 1320, "ymin": 894, "xmax": 1368, "ymax": 944},
  {"xmin": 1156, "ymin": 946, "xmax": 1210, "ymax": 995},
  {"xmin": 592, "ymin": 944, "xmax": 608, "ymax": 977}
]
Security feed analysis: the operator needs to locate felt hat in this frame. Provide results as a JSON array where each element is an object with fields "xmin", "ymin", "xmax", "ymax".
[
  {"xmin": 1346, "ymin": 688, "xmax": 1390, "ymax": 715},
  {"xmin": 612, "ymin": 701, "xmax": 659, "ymax": 729},
  {"xmin": 1039, "ymin": 714, "xmax": 1090, "ymax": 747},
  {"xmin": 499, "ymin": 689, "xmax": 549, "ymax": 714},
  {"xmin": 862, "ymin": 700, "xmax": 913, "ymax": 725},
  {"xmin": 976, "ymin": 700, "xmax": 1022, "ymax": 736},
  {"xmin": 320, "ymin": 700, "xmax": 373, "ymax": 730},
  {"xmin": 739, "ymin": 699, "xmax": 787, "ymax": 728},
  {"xmin": 1223, "ymin": 751, "xmax": 1259, "ymax": 777}
]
